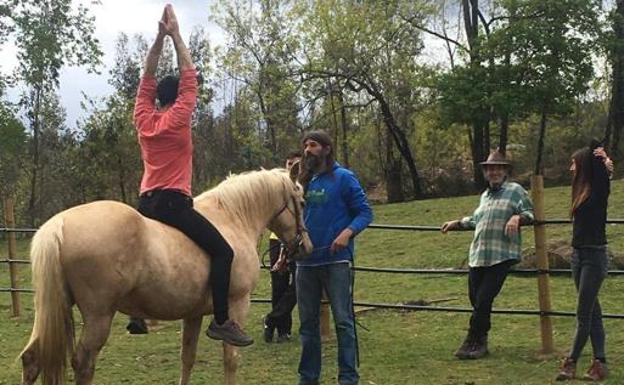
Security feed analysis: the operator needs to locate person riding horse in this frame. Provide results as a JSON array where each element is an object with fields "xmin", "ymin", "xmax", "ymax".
[{"xmin": 129, "ymin": 4, "xmax": 250, "ymax": 345}]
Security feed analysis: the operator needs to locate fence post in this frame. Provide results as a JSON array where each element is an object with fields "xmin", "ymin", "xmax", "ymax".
[
  {"xmin": 530, "ymin": 175, "xmax": 554, "ymax": 354},
  {"xmin": 3, "ymin": 197, "xmax": 21, "ymax": 317}
]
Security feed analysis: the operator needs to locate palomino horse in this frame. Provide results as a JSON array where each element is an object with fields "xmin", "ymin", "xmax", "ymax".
[{"xmin": 20, "ymin": 168, "xmax": 313, "ymax": 385}]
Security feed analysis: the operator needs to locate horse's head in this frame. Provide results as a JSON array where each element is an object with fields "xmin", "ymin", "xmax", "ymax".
[{"xmin": 267, "ymin": 164, "xmax": 313, "ymax": 260}]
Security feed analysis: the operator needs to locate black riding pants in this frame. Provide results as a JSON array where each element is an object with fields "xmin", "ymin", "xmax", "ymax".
[
  {"xmin": 266, "ymin": 239, "xmax": 297, "ymax": 334},
  {"xmin": 138, "ymin": 189, "xmax": 234, "ymax": 324}
]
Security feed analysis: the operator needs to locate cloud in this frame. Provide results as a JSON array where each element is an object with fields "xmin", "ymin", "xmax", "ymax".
[{"xmin": 1, "ymin": 0, "xmax": 224, "ymax": 127}]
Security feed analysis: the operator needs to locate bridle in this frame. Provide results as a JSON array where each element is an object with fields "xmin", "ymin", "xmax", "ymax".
[{"xmin": 270, "ymin": 191, "xmax": 308, "ymax": 257}]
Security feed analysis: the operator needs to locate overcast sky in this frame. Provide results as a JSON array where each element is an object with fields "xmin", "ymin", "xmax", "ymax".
[
  {"xmin": 0, "ymin": 0, "xmax": 449, "ymax": 128},
  {"xmin": 0, "ymin": 0, "xmax": 225, "ymax": 127}
]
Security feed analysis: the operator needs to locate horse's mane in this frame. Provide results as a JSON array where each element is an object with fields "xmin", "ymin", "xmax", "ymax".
[{"xmin": 195, "ymin": 168, "xmax": 294, "ymax": 224}]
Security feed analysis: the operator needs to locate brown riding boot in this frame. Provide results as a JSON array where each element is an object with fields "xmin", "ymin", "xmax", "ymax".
[
  {"xmin": 555, "ymin": 357, "xmax": 576, "ymax": 381},
  {"xmin": 466, "ymin": 335, "xmax": 489, "ymax": 359},
  {"xmin": 454, "ymin": 333, "xmax": 473, "ymax": 359},
  {"xmin": 582, "ymin": 359, "xmax": 609, "ymax": 382}
]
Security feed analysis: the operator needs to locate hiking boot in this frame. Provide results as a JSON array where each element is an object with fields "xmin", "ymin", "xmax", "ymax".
[
  {"xmin": 126, "ymin": 318, "xmax": 148, "ymax": 335},
  {"xmin": 276, "ymin": 332, "xmax": 292, "ymax": 343},
  {"xmin": 454, "ymin": 333, "xmax": 473, "ymax": 359},
  {"xmin": 467, "ymin": 335, "xmax": 489, "ymax": 359},
  {"xmin": 263, "ymin": 317, "xmax": 274, "ymax": 343},
  {"xmin": 582, "ymin": 359, "xmax": 609, "ymax": 381},
  {"xmin": 556, "ymin": 357, "xmax": 576, "ymax": 381},
  {"xmin": 206, "ymin": 319, "xmax": 254, "ymax": 347}
]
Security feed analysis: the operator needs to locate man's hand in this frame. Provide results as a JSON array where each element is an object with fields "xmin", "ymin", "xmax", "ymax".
[
  {"xmin": 505, "ymin": 215, "xmax": 520, "ymax": 237},
  {"xmin": 270, "ymin": 249, "xmax": 288, "ymax": 273},
  {"xmin": 330, "ymin": 228, "xmax": 353, "ymax": 254},
  {"xmin": 161, "ymin": 4, "xmax": 180, "ymax": 37},
  {"xmin": 441, "ymin": 220, "xmax": 460, "ymax": 234}
]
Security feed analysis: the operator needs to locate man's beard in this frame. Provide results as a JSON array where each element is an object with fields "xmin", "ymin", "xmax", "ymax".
[{"xmin": 304, "ymin": 153, "xmax": 324, "ymax": 172}]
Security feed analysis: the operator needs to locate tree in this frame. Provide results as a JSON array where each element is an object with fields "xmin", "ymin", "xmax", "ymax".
[
  {"xmin": 504, "ymin": 0, "xmax": 599, "ymax": 174},
  {"xmin": 213, "ymin": 0, "xmax": 302, "ymax": 158},
  {"xmin": 8, "ymin": 0, "xmax": 102, "ymax": 224},
  {"xmin": 603, "ymin": 0, "xmax": 624, "ymax": 157},
  {"xmin": 299, "ymin": 0, "xmax": 431, "ymax": 200},
  {"xmin": 0, "ymin": 105, "xmax": 27, "ymax": 200},
  {"xmin": 435, "ymin": 0, "xmax": 600, "ymax": 180}
]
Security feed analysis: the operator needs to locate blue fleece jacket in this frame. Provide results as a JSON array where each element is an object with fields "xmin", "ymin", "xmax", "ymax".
[{"xmin": 298, "ymin": 162, "xmax": 373, "ymax": 266}]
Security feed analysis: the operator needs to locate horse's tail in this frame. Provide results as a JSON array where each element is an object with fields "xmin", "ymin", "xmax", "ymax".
[{"xmin": 21, "ymin": 214, "xmax": 73, "ymax": 385}]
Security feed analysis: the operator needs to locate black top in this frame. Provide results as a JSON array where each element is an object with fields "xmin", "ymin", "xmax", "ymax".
[{"xmin": 572, "ymin": 156, "xmax": 610, "ymax": 248}]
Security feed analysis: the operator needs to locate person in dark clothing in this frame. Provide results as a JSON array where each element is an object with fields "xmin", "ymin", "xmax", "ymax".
[
  {"xmin": 556, "ymin": 142, "xmax": 613, "ymax": 382},
  {"xmin": 263, "ymin": 151, "xmax": 301, "ymax": 343}
]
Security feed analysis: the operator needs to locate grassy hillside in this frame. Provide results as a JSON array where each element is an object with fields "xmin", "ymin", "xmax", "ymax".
[{"xmin": 1, "ymin": 180, "xmax": 624, "ymax": 384}]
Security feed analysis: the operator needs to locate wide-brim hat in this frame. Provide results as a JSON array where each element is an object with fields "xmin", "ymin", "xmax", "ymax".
[{"xmin": 480, "ymin": 150, "xmax": 512, "ymax": 167}]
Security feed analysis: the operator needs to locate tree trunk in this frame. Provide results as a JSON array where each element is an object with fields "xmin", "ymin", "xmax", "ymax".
[
  {"xmin": 328, "ymin": 83, "xmax": 341, "ymax": 159},
  {"xmin": 535, "ymin": 110, "xmax": 547, "ymax": 176},
  {"xmin": 463, "ymin": 0, "xmax": 488, "ymax": 189},
  {"xmin": 470, "ymin": 119, "xmax": 486, "ymax": 189},
  {"xmin": 385, "ymin": 127, "xmax": 404, "ymax": 203},
  {"xmin": 116, "ymin": 153, "xmax": 127, "ymax": 203},
  {"xmin": 605, "ymin": 0, "xmax": 624, "ymax": 157},
  {"xmin": 28, "ymin": 87, "xmax": 42, "ymax": 226},
  {"xmin": 377, "ymin": 97, "xmax": 423, "ymax": 199},
  {"xmin": 338, "ymin": 91, "xmax": 349, "ymax": 168},
  {"xmin": 499, "ymin": 113, "xmax": 509, "ymax": 155},
  {"xmin": 483, "ymin": 117, "xmax": 491, "ymax": 154}
]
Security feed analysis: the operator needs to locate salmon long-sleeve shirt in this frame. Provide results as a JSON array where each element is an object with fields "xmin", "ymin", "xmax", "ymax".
[{"xmin": 134, "ymin": 68, "xmax": 198, "ymax": 196}]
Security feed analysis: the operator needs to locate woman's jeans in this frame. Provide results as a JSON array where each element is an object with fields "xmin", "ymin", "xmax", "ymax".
[
  {"xmin": 296, "ymin": 263, "xmax": 358, "ymax": 385},
  {"xmin": 569, "ymin": 247, "xmax": 608, "ymax": 361}
]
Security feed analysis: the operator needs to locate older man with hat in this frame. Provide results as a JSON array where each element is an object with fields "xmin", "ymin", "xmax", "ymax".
[{"xmin": 441, "ymin": 150, "xmax": 534, "ymax": 359}]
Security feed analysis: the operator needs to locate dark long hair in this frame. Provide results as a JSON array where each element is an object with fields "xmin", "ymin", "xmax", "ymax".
[
  {"xmin": 299, "ymin": 130, "xmax": 335, "ymax": 189},
  {"xmin": 570, "ymin": 146, "xmax": 595, "ymax": 217}
]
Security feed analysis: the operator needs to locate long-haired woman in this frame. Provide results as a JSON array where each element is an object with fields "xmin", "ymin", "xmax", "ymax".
[{"xmin": 556, "ymin": 141, "xmax": 613, "ymax": 382}]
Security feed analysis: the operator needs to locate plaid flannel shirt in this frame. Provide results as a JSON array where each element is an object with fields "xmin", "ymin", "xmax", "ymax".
[{"xmin": 460, "ymin": 182, "xmax": 534, "ymax": 267}]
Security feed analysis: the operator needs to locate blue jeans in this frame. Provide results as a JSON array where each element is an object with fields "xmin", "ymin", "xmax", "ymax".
[
  {"xmin": 296, "ymin": 263, "xmax": 358, "ymax": 385},
  {"xmin": 569, "ymin": 247, "xmax": 608, "ymax": 361}
]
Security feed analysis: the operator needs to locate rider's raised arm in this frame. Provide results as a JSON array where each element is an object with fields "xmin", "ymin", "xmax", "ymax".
[
  {"xmin": 163, "ymin": 5, "xmax": 197, "ymax": 129},
  {"xmin": 133, "ymin": 8, "xmax": 167, "ymax": 127}
]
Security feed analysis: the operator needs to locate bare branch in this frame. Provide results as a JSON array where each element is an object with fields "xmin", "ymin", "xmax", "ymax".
[{"xmin": 401, "ymin": 14, "xmax": 469, "ymax": 52}]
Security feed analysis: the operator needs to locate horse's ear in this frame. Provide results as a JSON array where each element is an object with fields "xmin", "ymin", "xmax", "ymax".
[{"xmin": 289, "ymin": 160, "xmax": 301, "ymax": 183}]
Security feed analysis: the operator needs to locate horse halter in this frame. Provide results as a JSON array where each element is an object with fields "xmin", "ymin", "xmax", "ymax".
[{"xmin": 270, "ymin": 193, "xmax": 308, "ymax": 257}]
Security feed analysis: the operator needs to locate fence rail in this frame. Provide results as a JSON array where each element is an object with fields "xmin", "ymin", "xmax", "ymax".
[{"xmin": 3, "ymin": 178, "xmax": 624, "ymax": 354}]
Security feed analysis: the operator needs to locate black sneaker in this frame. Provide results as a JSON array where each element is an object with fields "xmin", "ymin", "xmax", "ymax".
[
  {"xmin": 206, "ymin": 319, "xmax": 254, "ymax": 347},
  {"xmin": 126, "ymin": 318, "xmax": 148, "ymax": 335},
  {"xmin": 263, "ymin": 317, "xmax": 274, "ymax": 343},
  {"xmin": 276, "ymin": 333, "xmax": 291, "ymax": 343}
]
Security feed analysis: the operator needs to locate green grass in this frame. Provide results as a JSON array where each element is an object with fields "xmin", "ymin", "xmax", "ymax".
[{"xmin": 2, "ymin": 181, "xmax": 624, "ymax": 384}]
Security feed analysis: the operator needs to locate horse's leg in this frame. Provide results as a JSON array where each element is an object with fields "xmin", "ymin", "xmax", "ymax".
[
  {"xmin": 223, "ymin": 343, "xmax": 240, "ymax": 385},
  {"xmin": 223, "ymin": 298, "xmax": 250, "ymax": 385},
  {"xmin": 71, "ymin": 313, "xmax": 114, "ymax": 385},
  {"xmin": 179, "ymin": 317, "xmax": 203, "ymax": 385},
  {"xmin": 20, "ymin": 342, "xmax": 40, "ymax": 385}
]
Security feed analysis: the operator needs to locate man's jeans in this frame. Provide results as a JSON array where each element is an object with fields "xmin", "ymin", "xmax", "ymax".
[{"xmin": 297, "ymin": 263, "xmax": 358, "ymax": 385}]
